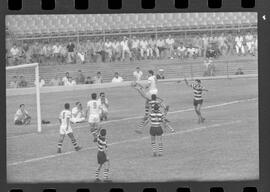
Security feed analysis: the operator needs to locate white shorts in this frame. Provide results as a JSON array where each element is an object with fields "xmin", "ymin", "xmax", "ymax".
[
  {"xmin": 59, "ymin": 126, "xmax": 73, "ymax": 135},
  {"xmin": 88, "ymin": 114, "xmax": 100, "ymax": 123},
  {"xmin": 70, "ymin": 117, "xmax": 85, "ymax": 123},
  {"xmin": 146, "ymin": 89, "xmax": 158, "ymax": 98}
]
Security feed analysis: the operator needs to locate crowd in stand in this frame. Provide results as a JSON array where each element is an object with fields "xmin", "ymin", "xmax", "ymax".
[
  {"xmin": 7, "ymin": 31, "xmax": 257, "ymax": 66},
  {"xmin": 8, "ymin": 67, "xmax": 167, "ymax": 88}
]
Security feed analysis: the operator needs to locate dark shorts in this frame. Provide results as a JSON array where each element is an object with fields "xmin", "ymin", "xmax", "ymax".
[
  {"xmin": 14, "ymin": 119, "xmax": 23, "ymax": 125},
  {"xmin": 193, "ymin": 99, "xmax": 203, "ymax": 106},
  {"xmin": 97, "ymin": 151, "xmax": 108, "ymax": 165},
  {"xmin": 150, "ymin": 126, "xmax": 163, "ymax": 136}
]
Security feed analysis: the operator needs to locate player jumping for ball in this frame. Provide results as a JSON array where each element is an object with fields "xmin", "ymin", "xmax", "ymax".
[
  {"xmin": 86, "ymin": 93, "xmax": 102, "ymax": 142},
  {"xmin": 95, "ymin": 128, "xmax": 110, "ymax": 182},
  {"xmin": 184, "ymin": 78, "xmax": 208, "ymax": 123},
  {"xmin": 57, "ymin": 103, "xmax": 82, "ymax": 153}
]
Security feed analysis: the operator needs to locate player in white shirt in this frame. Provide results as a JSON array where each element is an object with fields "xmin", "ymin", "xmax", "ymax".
[
  {"xmin": 98, "ymin": 92, "xmax": 109, "ymax": 121},
  {"xmin": 146, "ymin": 70, "xmax": 158, "ymax": 98},
  {"xmin": 57, "ymin": 103, "xmax": 82, "ymax": 153},
  {"xmin": 70, "ymin": 102, "xmax": 85, "ymax": 123},
  {"xmin": 86, "ymin": 93, "xmax": 102, "ymax": 142}
]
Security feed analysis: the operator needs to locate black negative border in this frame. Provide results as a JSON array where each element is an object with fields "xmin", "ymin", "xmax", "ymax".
[{"xmin": 0, "ymin": 0, "xmax": 269, "ymax": 191}]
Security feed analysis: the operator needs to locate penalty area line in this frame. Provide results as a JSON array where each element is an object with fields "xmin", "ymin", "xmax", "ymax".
[{"xmin": 7, "ymin": 120, "xmax": 242, "ymax": 166}]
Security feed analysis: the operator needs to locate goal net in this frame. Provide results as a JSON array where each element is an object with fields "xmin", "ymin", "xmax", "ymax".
[{"xmin": 6, "ymin": 63, "xmax": 42, "ymax": 132}]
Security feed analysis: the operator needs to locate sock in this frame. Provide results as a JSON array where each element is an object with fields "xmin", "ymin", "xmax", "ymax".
[
  {"xmin": 57, "ymin": 141, "xmax": 63, "ymax": 151},
  {"xmin": 151, "ymin": 142, "xmax": 156, "ymax": 154},
  {"xmin": 104, "ymin": 168, "xmax": 109, "ymax": 180},
  {"xmin": 71, "ymin": 138, "xmax": 79, "ymax": 149},
  {"xmin": 96, "ymin": 167, "xmax": 101, "ymax": 179},
  {"xmin": 158, "ymin": 143, "xmax": 163, "ymax": 155}
]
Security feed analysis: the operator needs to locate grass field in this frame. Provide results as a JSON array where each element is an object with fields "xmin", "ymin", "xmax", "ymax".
[{"xmin": 6, "ymin": 77, "xmax": 259, "ymax": 183}]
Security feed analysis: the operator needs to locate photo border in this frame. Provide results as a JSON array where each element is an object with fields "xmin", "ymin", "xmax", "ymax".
[{"xmin": 1, "ymin": 0, "xmax": 269, "ymax": 191}]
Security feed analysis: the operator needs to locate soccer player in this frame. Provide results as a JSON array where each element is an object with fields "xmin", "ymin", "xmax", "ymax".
[
  {"xmin": 184, "ymin": 78, "xmax": 208, "ymax": 123},
  {"xmin": 70, "ymin": 102, "xmax": 85, "ymax": 124},
  {"xmin": 86, "ymin": 93, "xmax": 102, "ymax": 142},
  {"xmin": 95, "ymin": 128, "xmax": 110, "ymax": 182},
  {"xmin": 57, "ymin": 103, "xmax": 82, "ymax": 153},
  {"xmin": 145, "ymin": 70, "xmax": 158, "ymax": 98},
  {"xmin": 14, "ymin": 104, "xmax": 31, "ymax": 125},
  {"xmin": 98, "ymin": 92, "xmax": 109, "ymax": 121},
  {"xmin": 149, "ymin": 104, "xmax": 165, "ymax": 157}
]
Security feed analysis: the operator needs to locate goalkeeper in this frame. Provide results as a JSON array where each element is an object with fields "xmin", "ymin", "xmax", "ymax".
[{"xmin": 14, "ymin": 104, "xmax": 31, "ymax": 125}]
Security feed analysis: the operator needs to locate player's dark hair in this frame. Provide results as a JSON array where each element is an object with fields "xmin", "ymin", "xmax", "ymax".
[
  {"xmin": 100, "ymin": 128, "xmax": 106, "ymax": 137},
  {"xmin": 151, "ymin": 94, "xmax": 157, "ymax": 100},
  {"xmin": 91, "ymin": 93, "xmax": 97, "ymax": 99},
  {"xmin": 19, "ymin": 104, "xmax": 25, "ymax": 108},
  {"xmin": 97, "ymin": 72, "xmax": 101, "ymax": 75},
  {"xmin": 195, "ymin": 79, "xmax": 201, "ymax": 83},
  {"xmin": 153, "ymin": 103, "xmax": 159, "ymax": 111},
  {"xmin": 64, "ymin": 103, "xmax": 70, "ymax": 109},
  {"xmin": 100, "ymin": 92, "xmax": 105, "ymax": 96},
  {"xmin": 148, "ymin": 70, "xmax": 154, "ymax": 75}
]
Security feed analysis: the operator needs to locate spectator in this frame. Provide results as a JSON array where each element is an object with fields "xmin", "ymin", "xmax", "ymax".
[
  {"xmin": 49, "ymin": 75, "xmax": 61, "ymax": 86},
  {"xmin": 165, "ymin": 35, "xmax": 175, "ymax": 59},
  {"xmin": 93, "ymin": 72, "xmax": 103, "ymax": 84},
  {"xmin": 62, "ymin": 72, "xmax": 70, "ymax": 86},
  {"xmin": 18, "ymin": 75, "xmax": 27, "ymax": 88},
  {"xmin": 177, "ymin": 42, "xmax": 186, "ymax": 59},
  {"xmin": 156, "ymin": 69, "xmax": 165, "ymax": 79},
  {"xmin": 112, "ymin": 72, "xmax": 124, "ymax": 83},
  {"xmin": 14, "ymin": 104, "xmax": 31, "ymax": 125},
  {"xmin": 10, "ymin": 44, "xmax": 20, "ymax": 65},
  {"xmin": 131, "ymin": 36, "xmax": 140, "ymax": 60},
  {"xmin": 203, "ymin": 58, "xmax": 215, "ymax": 76},
  {"xmin": 35, "ymin": 76, "xmax": 46, "ymax": 87},
  {"xmin": 85, "ymin": 76, "xmax": 94, "ymax": 84},
  {"xmin": 121, "ymin": 36, "xmax": 131, "ymax": 61},
  {"xmin": 75, "ymin": 70, "xmax": 85, "ymax": 84},
  {"xmin": 235, "ymin": 33, "xmax": 245, "ymax": 56},
  {"xmin": 235, "ymin": 68, "xmax": 244, "ymax": 75},
  {"xmin": 67, "ymin": 42, "xmax": 75, "ymax": 63},
  {"xmin": 245, "ymin": 32, "xmax": 255, "ymax": 55},
  {"xmin": 66, "ymin": 77, "xmax": 76, "ymax": 86},
  {"xmin": 133, "ymin": 67, "xmax": 143, "ymax": 81},
  {"xmin": 10, "ymin": 76, "xmax": 18, "ymax": 88}
]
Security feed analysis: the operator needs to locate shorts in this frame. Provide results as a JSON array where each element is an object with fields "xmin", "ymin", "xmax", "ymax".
[
  {"xmin": 88, "ymin": 114, "xmax": 100, "ymax": 123},
  {"xmin": 97, "ymin": 151, "xmax": 108, "ymax": 165},
  {"xmin": 193, "ymin": 99, "xmax": 203, "ymax": 106},
  {"xmin": 14, "ymin": 119, "xmax": 23, "ymax": 125},
  {"xmin": 70, "ymin": 117, "xmax": 85, "ymax": 123},
  {"xmin": 59, "ymin": 126, "xmax": 73, "ymax": 135},
  {"xmin": 150, "ymin": 126, "xmax": 163, "ymax": 136}
]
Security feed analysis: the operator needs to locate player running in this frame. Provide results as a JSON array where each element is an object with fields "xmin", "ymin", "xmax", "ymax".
[
  {"xmin": 95, "ymin": 128, "xmax": 110, "ymax": 182},
  {"xmin": 98, "ymin": 92, "xmax": 109, "ymax": 121},
  {"xmin": 184, "ymin": 78, "xmax": 208, "ymax": 123},
  {"xmin": 86, "ymin": 93, "xmax": 102, "ymax": 142},
  {"xmin": 57, "ymin": 103, "xmax": 82, "ymax": 153}
]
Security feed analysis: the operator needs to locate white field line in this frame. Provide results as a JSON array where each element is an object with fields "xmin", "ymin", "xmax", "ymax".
[
  {"xmin": 7, "ymin": 120, "xmax": 242, "ymax": 166},
  {"xmin": 7, "ymin": 97, "xmax": 257, "ymax": 139}
]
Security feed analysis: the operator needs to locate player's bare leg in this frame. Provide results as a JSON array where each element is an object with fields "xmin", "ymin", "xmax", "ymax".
[
  {"xmin": 95, "ymin": 164, "xmax": 102, "ymax": 182},
  {"xmin": 157, "ymin": 135, "xmax": 163, "ymax": 156},
  {"xmin": 197, "ymin": 104, "xmax": 205, "ymax": 123},
  {"xmin": 151, "ymin": 136, "xmax": 157, "ymax": 157},
  {"xmin": 57, "ymin": 134, "xmax": 65, "ymax": 153},
  {"xmin": 67, "ymin": 132, "xmax": 82, "ymax": 151}
]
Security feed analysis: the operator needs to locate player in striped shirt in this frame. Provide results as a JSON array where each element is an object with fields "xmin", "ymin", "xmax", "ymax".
[
  {"xmin": 184, "ymin": 79, "xmax": 208, "ymax": 123},
  {"xmin": 149, "ymin": 104, "xmax": 167, "ymax": 156},
  {"xmin": 95, "ymin": 129, "xmax": 110, "ymax": 182},
  {"xmin": 57, "ymin": 103, "xmax": 82, "ymax": 153},
  {"xmin": 132, "ymin": 83, "xmax": 168, "ymax": 134}
]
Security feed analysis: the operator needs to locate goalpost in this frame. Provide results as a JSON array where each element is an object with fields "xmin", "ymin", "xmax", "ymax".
[{"xmin": 6, "ymin": 63, "xmax": 42, "ymax": 132}]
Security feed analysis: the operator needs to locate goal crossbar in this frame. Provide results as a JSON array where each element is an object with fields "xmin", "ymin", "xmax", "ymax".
[{"xmin": 6, "ymin": 63, "xmax": 42, "ymax": 132}]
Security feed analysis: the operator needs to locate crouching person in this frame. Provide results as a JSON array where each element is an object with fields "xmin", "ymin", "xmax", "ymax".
[
  {"xmin": 14, "ymin": 104, "xmax": 31, "ymax": 125},
  {"xmin": 70, "ymin": 102, "xmax": 86, "ymax": 123}
]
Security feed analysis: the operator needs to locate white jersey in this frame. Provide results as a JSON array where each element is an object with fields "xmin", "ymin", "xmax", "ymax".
[
  {"xmin": 87, "ymin": 100, "xmax": 101, "ymax": 116},
  {"xmin": 59, "ymin": 110, "xmax": 72, "ymax": 128},
  {"xmin": 148, "ymin": 75, "xmax": 157, "ymax": 91}
]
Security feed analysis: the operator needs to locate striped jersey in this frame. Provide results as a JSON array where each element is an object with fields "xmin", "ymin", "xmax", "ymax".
[
  {"xmin": 192, "ymin": 83, "xmax": 204, "ymax": 100},
  {"xmin": 149, "ymin": 110, "xmax": 164, "ymax": 127},
  {"xmin": 97, "ymin": 135, "xmax": 107, "ymax": 152}
]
